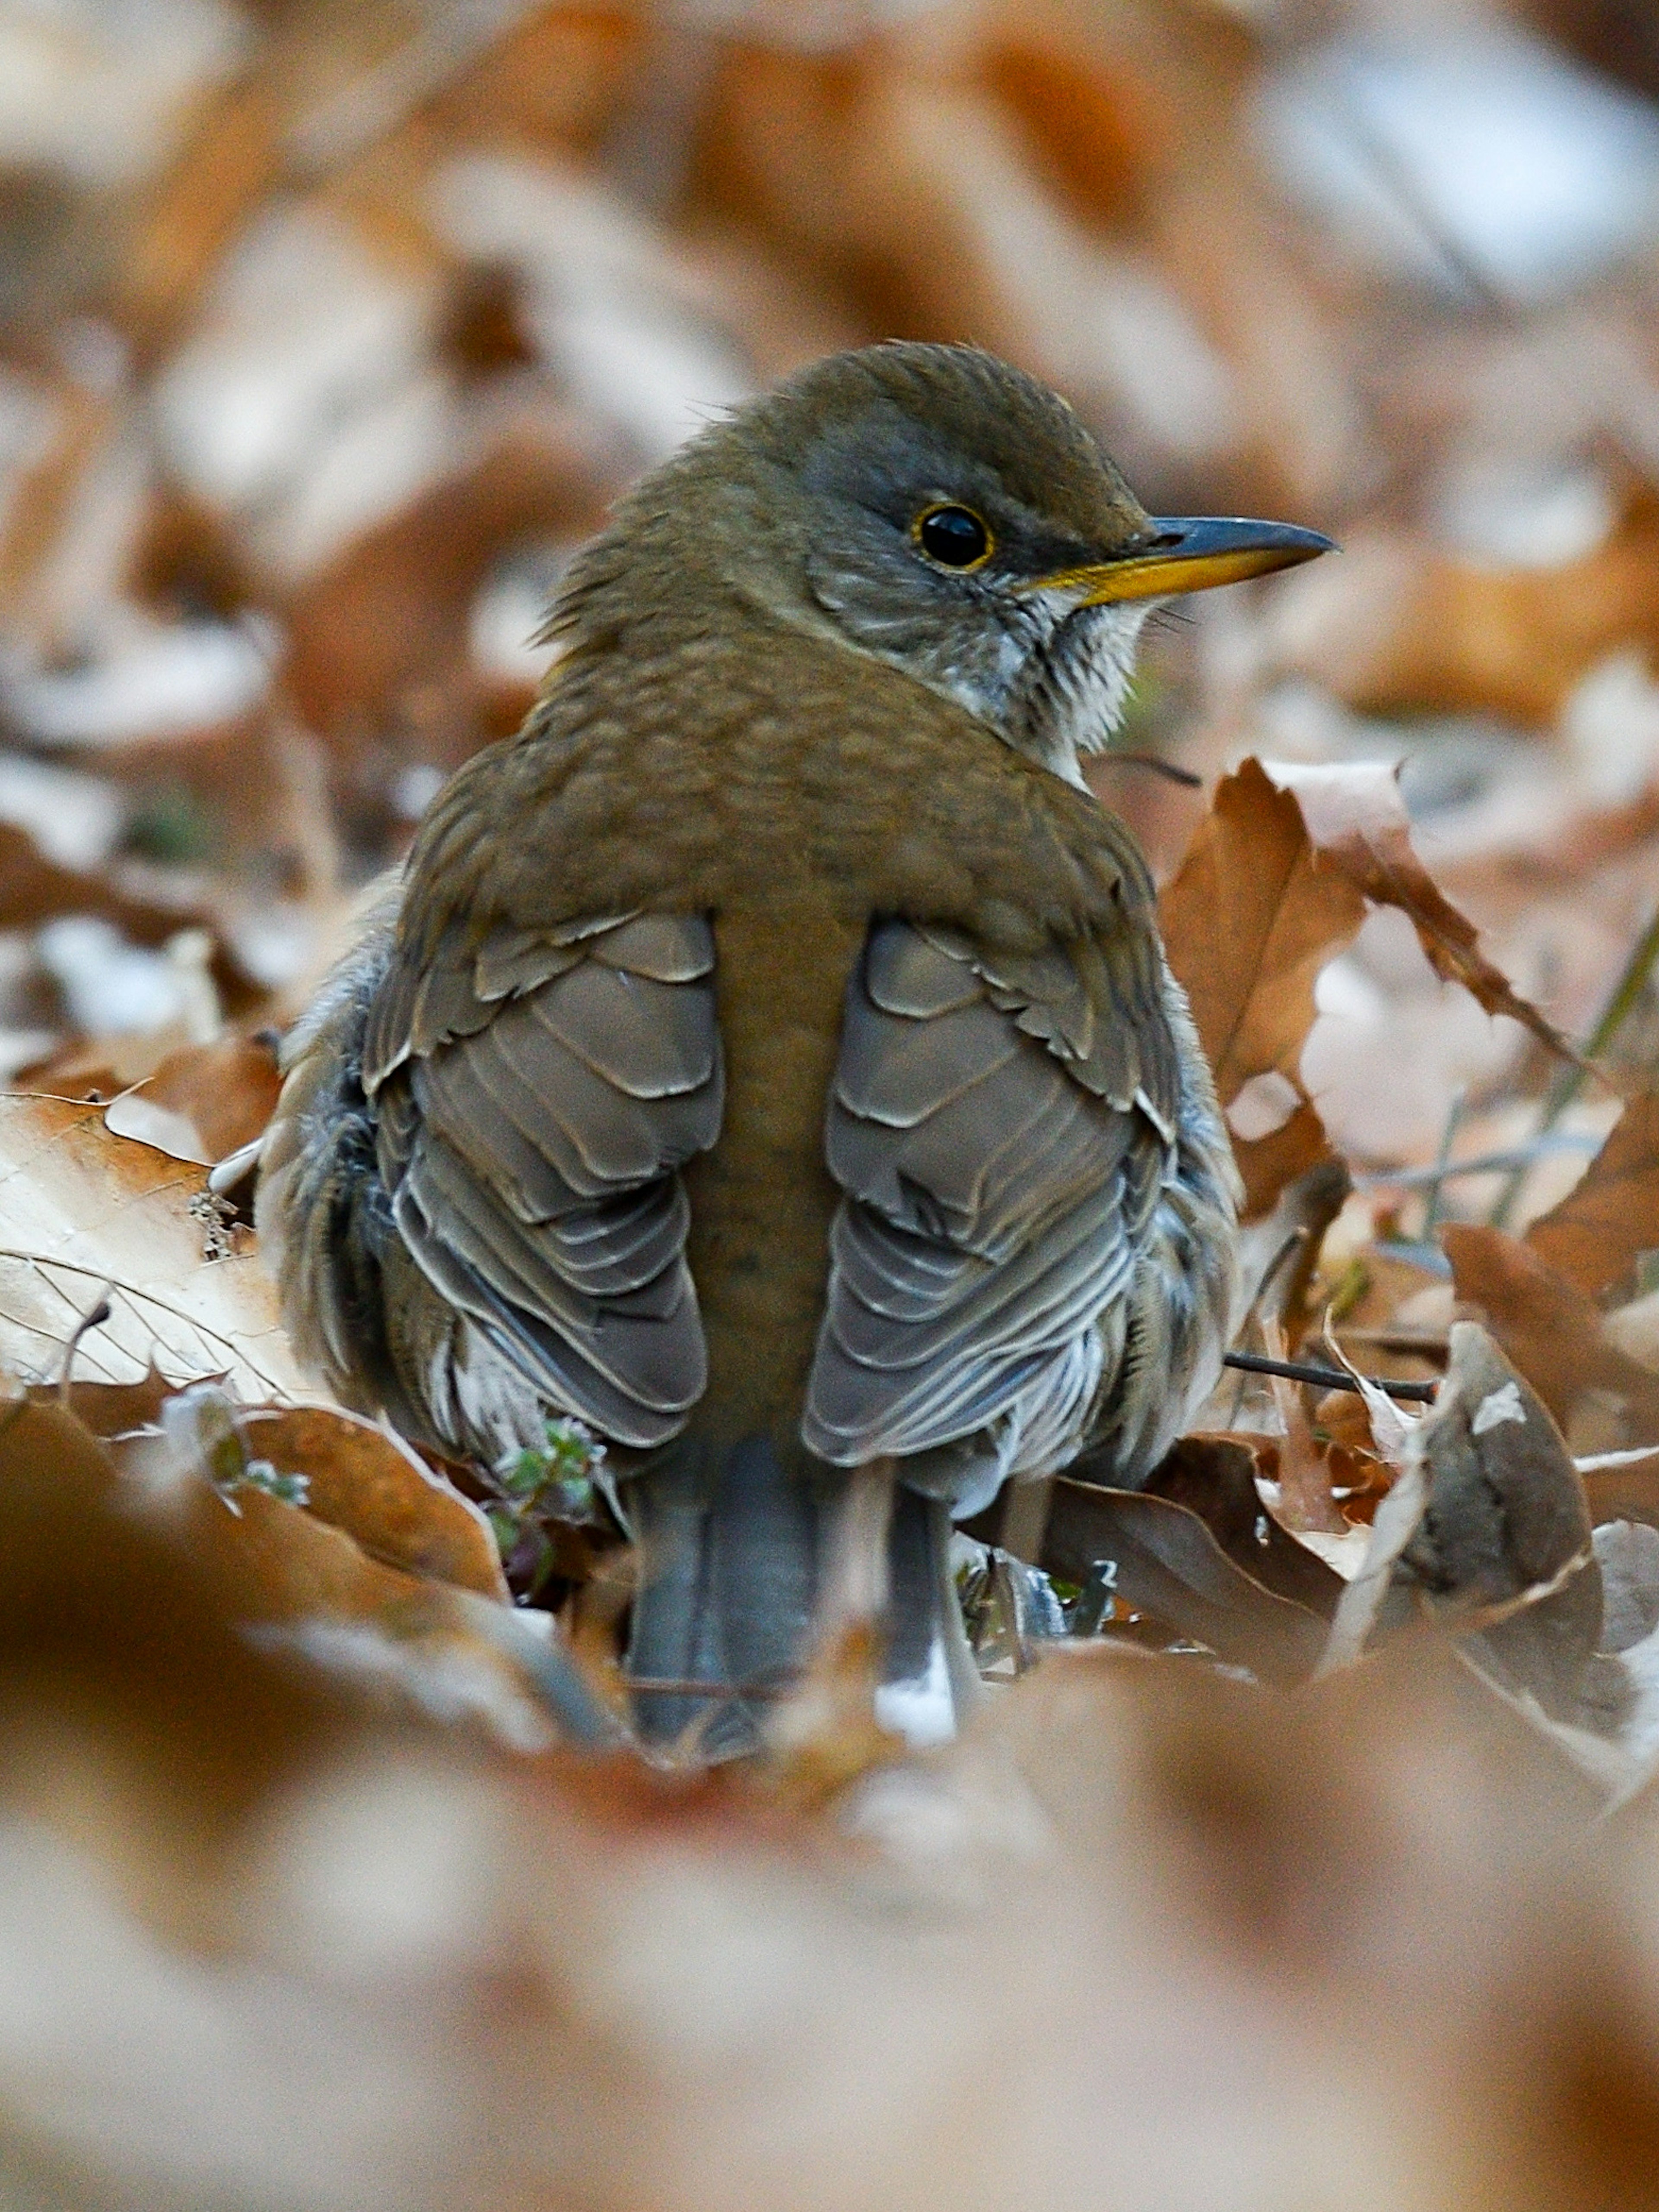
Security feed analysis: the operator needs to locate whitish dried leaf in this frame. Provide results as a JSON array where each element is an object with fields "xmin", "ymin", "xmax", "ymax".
[
  {"xmin": 1527, "ymin": 1094, "xmax": 1659, "ymax": 1302},
  {"xmin": 0, "ymin": 1093, "xmax": 302, "ymax": 1400},
  {"xmin": 1594, "ymin": 1521, "xmax": 1659, "ymax": 1654},
  {"xmin": 103, "ymin": 1032, "xmax": 281, "ymax": 1165},
  {"xmin": 238, "ymin": 1403, "xmax": 508, "ymax": 1600}
]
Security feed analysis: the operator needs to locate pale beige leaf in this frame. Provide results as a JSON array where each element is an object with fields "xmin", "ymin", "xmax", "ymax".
[{"xmin": 0, "ymin": 1093, "xmax": 304, "ymax": 1400}]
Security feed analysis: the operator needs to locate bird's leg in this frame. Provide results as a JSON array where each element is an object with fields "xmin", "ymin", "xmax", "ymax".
[{"xmin": 819, "ymin": 1456, "xmax": 897, "ymax": 1639}]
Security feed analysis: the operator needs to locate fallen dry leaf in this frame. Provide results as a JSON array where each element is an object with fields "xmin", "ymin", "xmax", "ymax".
[
  {"xmin": 1594, "ymin": 1519, "xmax": 1659, "ymax": 1653},
  {"xmin": 1580, "ymin": 1455, "xmax": 1659, "ymax": 1531},
  {"xmin": 114, "ymin": 79, "xmax": 286, "ymax": 371},
  {"xmin": 25, "ymin": 1360, "xmax": 179, "ymax": 1437},
  {"xmin": 1526, "ymin": 1093, "xmax": 1659, "ymax": 1302},
  {"xmin": 1265, "ymin": 510, "xmax": 1659, "ymax": 726},
  {"xmin": 1443, "ymin": 1222, "xmax": 1659, "ymax": 1441},
  {"xmin": 1039, "ymin": 1474, "xmax": 1329, "ymax": 1684},
  {"xmin": 1159, "ymin": 757, "xmax": 1356, "ymax": 1217},
  {"xmin": 103, "ymin": 1031, "xmax": 281, "ymax": 1165},
  {"xmin": 1266, "ymin": 757, "xmax": 1575, "ymax": 1061},
  {"xmin": 281, "ymin": 423, "xmax": 613, "ymax": 773},
  {"xmin": 2, "ymin": 1378, "xmax": 1647, "ymax": 2212},
  {"xmin": 0, "ymin": 1092, "xmax": 304, "ymax": 1400},
  {"xmin": 238, "ymin": 1402, "xmax": 508, "ymax": 1600},
  {"xmin": 1160, "ymin": 757, "xmax": 1362, "ymax": 1108},
  {"xmin": 760, "ymin": 1619, "xmax": 907, "ymax": 1811},
  {"xmin": 1161, "ymin": 757, "xmax": 1576, "ymax": 1221},
  {"xmin": 5, "ymin": 1384, "xmax": 581, "ymax": 1761},
  {"xmin": 1231, "ymin": 1095, "xmax": 1335, "ymax": 1225},
  {"xmin": 1383, "ymin": 1324, "xmax": 1605, "ymax": 1727},
  {"xmin": 0, "ymin": 819, "xmax": 256, "ymax": 1008},
  {"xmin": 975, "ymin": 37, "xmax": 1168, "ymax": 229},
  {"xmin": 1141, "ymin": 1432, "xmax": 1344, "ymax": 1617}
]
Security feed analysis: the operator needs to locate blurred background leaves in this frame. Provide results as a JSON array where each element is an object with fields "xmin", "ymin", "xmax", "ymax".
[{"xmin": 7, "ymin": 3, "xmax": 1659, "ymax": 2206}]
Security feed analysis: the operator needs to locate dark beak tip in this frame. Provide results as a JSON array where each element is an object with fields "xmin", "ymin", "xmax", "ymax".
[
  {"xmin": 1290, "ymin": 529, "xmax": 1339, "ymax": 564},
  {"xmin": 1150, "ymin": 515, "xmax": 1338, "ymax": 558}
]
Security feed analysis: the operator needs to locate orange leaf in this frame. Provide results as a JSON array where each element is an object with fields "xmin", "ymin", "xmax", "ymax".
[
  {"xmin": 1526, "ymin": 1095, "xmax": 1659, "ymax": 1302},
  {"xmin": 238, "ymin": 1403, "xmax": 509, "ymax": 1601},
  {"xmin": 1159, "ymin": 757, "xmax": 1362, "ymax": 1106},
  {"xmin": 104, "ymin": 1034, "xmax": 282, "ymax": 1167},
  {"xmin": 1232, "ymin": 1098, "xmax": 1334, "ymax": 1223},
  {"xmin": 1441, "ymin": 1223, "xmax": 1659, "ymax": 1433}
]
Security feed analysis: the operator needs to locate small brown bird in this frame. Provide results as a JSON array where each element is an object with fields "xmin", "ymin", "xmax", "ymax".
[{"xmin": 258, "ymin": 343, "xmax": 1330, "ymax": 1750}]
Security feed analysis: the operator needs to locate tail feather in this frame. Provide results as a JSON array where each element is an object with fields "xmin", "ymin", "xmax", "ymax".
[{"xmin": 625, "ymin": 1444, "xmax": 978, "ymax": 1755}]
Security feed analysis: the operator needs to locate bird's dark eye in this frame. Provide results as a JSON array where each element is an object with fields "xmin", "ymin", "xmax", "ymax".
[{"xmin": 913, "ymin": 503, "xmax": 992, "ymax": 570}]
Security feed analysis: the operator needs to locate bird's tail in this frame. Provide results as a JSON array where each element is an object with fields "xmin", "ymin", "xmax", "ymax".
[{"xmin": 623, "ymin": 1440, "xmax": 978, "ymax": 1757}]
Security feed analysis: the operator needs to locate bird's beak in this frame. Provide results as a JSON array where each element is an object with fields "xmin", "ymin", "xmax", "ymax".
[{"xmin": 1034, "ymin": 516, "xmax": 1335, "ymax": 605}]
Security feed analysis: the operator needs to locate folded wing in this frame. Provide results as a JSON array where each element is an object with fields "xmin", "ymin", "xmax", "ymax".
[
  {"xmin": 363, "ymin": 910, "xmax": 723, "ymax": 1450},
  {"xmin": 803, "ymin": 915, "xmax": 1179, "ymax": 1484}
]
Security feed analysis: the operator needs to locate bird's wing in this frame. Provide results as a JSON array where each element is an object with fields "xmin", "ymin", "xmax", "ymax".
[
  {"xmin": 362, "ymin": 910, "xmax": 723, "ymax": 1450},
  {"xmin": 803, "ymin": 914, "xmax": 1179, "ymax": 1470}
]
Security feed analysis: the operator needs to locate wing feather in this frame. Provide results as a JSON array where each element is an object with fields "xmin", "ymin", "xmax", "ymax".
[
  {"xmin": 369, "ymin": 909, "xmax": 722, "ymax": 1450},
  {"xmin": 803, "ymin": 916, "xmax": 1172, "ymax": 1480}
]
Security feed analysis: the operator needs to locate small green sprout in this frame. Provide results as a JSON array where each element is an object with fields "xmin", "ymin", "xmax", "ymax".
[
  {"xmin": 484, "ymin": 1415, "xmax": 607, "ymax": 1599},
  {"xmin": 161, "ymin": 1383, "xmax": 310, "ymax": 1515}
]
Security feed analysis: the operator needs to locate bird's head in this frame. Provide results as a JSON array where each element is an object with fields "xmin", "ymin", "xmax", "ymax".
[{"xmin": 557, "ymin": 343, "xmax": 1333, "ymax": 784}]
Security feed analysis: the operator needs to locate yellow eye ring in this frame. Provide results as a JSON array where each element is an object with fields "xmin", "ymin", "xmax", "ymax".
[{"xmin": 912, "ymin": 503, "xmax": 994, "ymax": 571}]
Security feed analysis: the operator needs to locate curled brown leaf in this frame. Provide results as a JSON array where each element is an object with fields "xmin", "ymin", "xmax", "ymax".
[{"xmin": 1526, "ymin": 1094, "xmax": 1659, "ymax": 1303}]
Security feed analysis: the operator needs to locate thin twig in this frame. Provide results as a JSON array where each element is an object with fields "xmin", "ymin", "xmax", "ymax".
[
  {"xmin": 1355, "ymin": 1133, "xmax": 1600, "ymax": 1188},
  {"xmin": 1419, "ymin": 1086, "xmax": 1465, "ymax": 1239},
  {"xmin": 1093, "ymin": 752, "xmax": 1202, "ymax": 788},
  {"xmin": 1491, "ymin": 899, "xmax": 1659, "ymax": 1228},
  {"xmin": 1222, "ymin": 1349, "xmax": 1437, "ymax": 1403}
]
